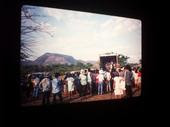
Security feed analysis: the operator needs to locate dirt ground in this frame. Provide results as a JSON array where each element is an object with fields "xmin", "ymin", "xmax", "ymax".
[{"xmin": 21, "ymin": 87, "xmax": 141, "ymax": 107}]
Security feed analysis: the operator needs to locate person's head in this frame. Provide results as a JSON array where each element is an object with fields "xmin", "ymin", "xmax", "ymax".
[
  {"xmin": 99, "ymin": 70, "xmax": 103, "ymax": 74},
  {"xmin": 125, "ymin": 64, "xmax": 131, "ymax": 71},
  {"xmin": 96, "ymin": 69, "xmax": 99, "ymax": 74},
  {"xmin": 111, "ymin": 68, "xmax": 116, "ymax": 72},
  {"xmin": 55, "ymin": 73, "xmax": 60, "ymax": 78},
  {"xmin": 80, "ymin": 69, "xmax": 84, "ymax": 74}
]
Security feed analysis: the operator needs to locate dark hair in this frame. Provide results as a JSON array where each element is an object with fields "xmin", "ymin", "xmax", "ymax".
[
  {"xmin": 111, "ymin": 68, "xmax": 116, "ymax": 72},
  {"xmin": 125, "ymin": 65, "xmax": 131, "ymax": 71},
  {"xmin": 55, "ymin": 73, "xmax": 60, "ymax": 78}
]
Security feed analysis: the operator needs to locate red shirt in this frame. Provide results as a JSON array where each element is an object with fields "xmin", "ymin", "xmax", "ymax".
[{"xmin": 138, "ymin": 72, "xmax": 141, "ymax": 77}]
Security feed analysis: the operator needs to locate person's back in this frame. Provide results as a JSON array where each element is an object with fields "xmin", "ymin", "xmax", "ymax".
[
  {"xmin": 79, "ymin": 74, "xmax": 87, "ymax": 86},
  {"xmin": 87, "ymin": 72, "xmax": 92, "ymax": 83},
  {"xmin": 125, "ymin": 70, "xmax": 133, "ymax": 86},
  {"xmin": 66, "ymin": 77, "xmax": 74, "ymax": 85},
  {"xmin": 52, "ymin": 78, "xmax": 61, "ymax": 94},
  {"xmin": 97, "ymin": 73, "xmax": 104, "ymax": 83},
  {"xmin": 74, "ymin": 75, "xmax": 80, "ymax": 87},
  {"xmin": 105, "ymin": 72, "xmax": 111, "ymax": 81},
  {"xmin": 114, "ymin": 76, "xmax": 120, "ymax": 89},
  {"xmin": 34, "ymin": 77, "xmax": 40, "ymax": 86},
  {"xmin": 40, "ymin": 77, "xmax": 51, "ymax": 92}
]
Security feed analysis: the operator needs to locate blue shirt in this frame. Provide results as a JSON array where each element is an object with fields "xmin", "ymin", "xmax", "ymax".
[{"xmin": 52, "ymin": 78, "xmax": 62, "ymax": 93}]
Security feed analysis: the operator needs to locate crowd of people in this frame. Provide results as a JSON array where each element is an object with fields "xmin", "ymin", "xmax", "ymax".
[{"xmin": 20, "ymin": 64, "xmax": 142, "ymax": 105}]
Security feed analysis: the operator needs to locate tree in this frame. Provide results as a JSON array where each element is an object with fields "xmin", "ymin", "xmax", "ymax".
[
  {"xmin": 118, "ymin": 54, "xmax": 129, "ymax": 67},
  {"xmin": 21, "ymin": 5, "xmax": 54, "ymax": 61}
]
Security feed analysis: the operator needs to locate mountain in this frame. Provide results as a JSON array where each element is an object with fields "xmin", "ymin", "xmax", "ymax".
[
  {"xmin": 33, "ymin": 53, "xmax": 77, "ymax": 65},
  {"xmin": 21, "ymin": 52, "xmax": 97, "ymax": 66}
]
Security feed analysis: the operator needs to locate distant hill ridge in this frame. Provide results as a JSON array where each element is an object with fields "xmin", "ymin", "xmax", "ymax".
[{"xmin": 21, "ymin": 52, "xmax": 97, "ymax": 66}]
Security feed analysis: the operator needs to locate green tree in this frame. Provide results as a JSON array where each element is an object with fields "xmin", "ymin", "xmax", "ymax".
[{"xmin": 118, "ymin": 55, "xmax": 129, "ymax": 67}]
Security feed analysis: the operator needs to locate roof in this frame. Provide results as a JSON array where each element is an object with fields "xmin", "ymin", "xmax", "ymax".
[{"xmin": 99, "ymin": 52, "xmax": 118, "ymax": 57}]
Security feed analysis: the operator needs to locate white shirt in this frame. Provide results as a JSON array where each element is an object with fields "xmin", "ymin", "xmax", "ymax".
[
  {"xmin": 39, "ymin": 78, "xmax": 51, "ymax": 92},
  {"xmin": 96, "ymin": 74, "xmax": 104, "ymax": 83},
  {"xmin": 105, "ymin": 72, "xmax": 111, "ymax": 81},
  {"xmin": 87, "ymin": 72, "xmax": 92, "ymax": 83},
  {"xmin": 79, "ymin": 74, "xmax": 87, "ymax": 86},
  {"xmin": 66, "ymin": 77, "xmax": 74, "ymax": 92}
]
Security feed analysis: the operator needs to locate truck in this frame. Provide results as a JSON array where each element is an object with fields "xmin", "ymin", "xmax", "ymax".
[{"xmin": 99, "ymin": 52, "xmax": 119, "ymax": 72}]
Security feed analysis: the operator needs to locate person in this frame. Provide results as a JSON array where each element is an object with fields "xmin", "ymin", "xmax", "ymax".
[
  {"xmin": 118, "ymin": 68, "xmax": 126, "ymax": 96},
  {"xmin": 66, "ymin": 73, "xmax": 75, "ymax": 100},
  {"xmin": 136, "ymin": 67, "xmax": 142, "ymax": 90},
  {"xmin": 124, "ymin": 65, "xmax": 133, "ymax": 98},
  {"xmin": 39, "ymin": 75, "xmax": 51, "ymax": 105},
  {"xmin": 79, "ymin": 69, "xmax": 87, "ymax": 96},
  {"xmin": 74, "ymin": 72, "xmax": 82, "ymax": 97},
  {"xmin": 110, "ymin": 68, "xmax": 119, "ymax": 93},
  {"xmin": 105, "ymin": 71, "xmax": 111, "ymax": 93},
  {"xmin": 32, "ymin": 76, "xmax": 40, "ymax": 99},
  {"xmin": 132, "ymin": 67, "xmax": 138, "ymax": 88},
  {"xmin": 91, "ymin": 70, "xmax": 97, "ymax": 95},
  {"xmin": 51, "ymin": 73, "xmax": 63, "ymax": 104},
  {"xmin": 96, "ymin": 69, "xmax": 104, "ymax": 95},
  {"xmin": 25, "ymin": 74, "xmax": 34, "ymax": 101},
  {"xmin": 87, "ymin": 69, "xmax": 92, "ymax": 95},
  {"xmin": 114, "ymin": 71, "xmax": 126, "ymax": 99}
]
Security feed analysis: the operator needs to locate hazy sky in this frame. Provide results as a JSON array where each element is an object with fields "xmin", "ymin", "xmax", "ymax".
[{"xmin": 21, "ymin": 5, "xmax": 141, "ymax": 63}]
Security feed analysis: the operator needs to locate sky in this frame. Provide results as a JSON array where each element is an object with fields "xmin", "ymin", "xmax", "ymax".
[{"xmin": 21, "ymin": 5, "xmax": 142, "ymax": 63}]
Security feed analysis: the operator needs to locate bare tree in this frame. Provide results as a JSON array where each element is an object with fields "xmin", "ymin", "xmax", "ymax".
[{"xmin": 21, "ymin": 6, "xmax": 54, "ymax": 61}]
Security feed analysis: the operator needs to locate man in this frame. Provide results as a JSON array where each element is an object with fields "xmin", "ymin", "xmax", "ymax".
[
  {"xmin": 51, "ymin": 73, "xmax": 63, "ymax": 104},
  {"xmin": 39, "ymin": 75, "xmax": 51, "ymax": 105},
  {"xmin": 74, "ymin": 72, "xmax": 82, "ymax": 97},
  {"xmin": 79, "ymin": 69, "xmax": 87, "ymax": 96},
  {"xmin": 87, "ymin": 69, "xmax": 92, "ymax": 95},
  {"xmin": 105, "ymin": 71, "xmax": 111, "ymax": 93},
  {"xmin": 124, "ymin": 65, "xmax": 133, "ymax": 98},
  {"xmin": 32, "ymin": 76, "xmax": 40, "ymax": 99}
]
